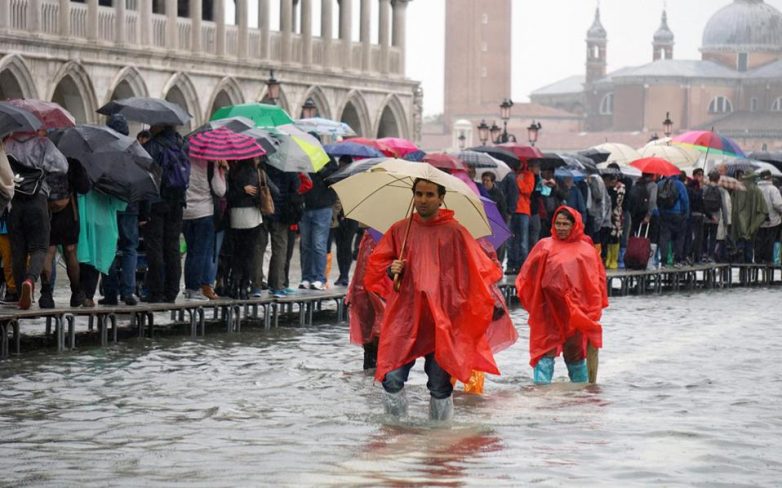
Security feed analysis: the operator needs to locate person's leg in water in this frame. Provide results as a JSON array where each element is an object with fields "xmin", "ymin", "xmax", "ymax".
[
  {"xmin": 424, "ymin": 353, "xmax": 454, "ymax": 421},
  {"xmin": 563, "ymin": 331, "xmax": 588, "ymax": 383},
  {"xmin": 381, "ymin": 360, "xmax": 414, "ymax": 418}
]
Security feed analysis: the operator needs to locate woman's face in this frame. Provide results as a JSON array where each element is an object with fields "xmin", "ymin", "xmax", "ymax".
[{"xmin": 554, "ymin": 212, "xmax": 574, "ymax": 240}]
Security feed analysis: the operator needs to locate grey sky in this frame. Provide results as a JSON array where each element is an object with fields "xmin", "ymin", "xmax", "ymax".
[{"xmin": 406, "ymin": 0, "xmax": 782, "ymax": 115}]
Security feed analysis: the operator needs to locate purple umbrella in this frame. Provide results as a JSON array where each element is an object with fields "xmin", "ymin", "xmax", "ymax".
[{"xmin": 480, "ymin": 196, "xmax": 511, "ymax": 250}]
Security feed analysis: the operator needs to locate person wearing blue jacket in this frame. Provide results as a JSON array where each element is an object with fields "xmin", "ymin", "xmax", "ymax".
[{"xmin": 655, "ymin": 175, "xmax": 690, "ymax": 267}]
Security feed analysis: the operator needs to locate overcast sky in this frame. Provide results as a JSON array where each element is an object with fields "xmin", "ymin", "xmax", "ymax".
[{"xmin": 406, "ymin": 0, "xmax": 782, "ymax": 115}]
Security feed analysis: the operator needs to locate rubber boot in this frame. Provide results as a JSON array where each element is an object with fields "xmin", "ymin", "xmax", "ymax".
[
  {"xmin": 647, "ymin": 243, "xmax": 658, "ymax": 270},
  {"xmin": 429, "ymin": 395, "xmax": 454, "ymax": 422},
  {"xmin": 618, "ymin": 247, "xmax": 626, "ymax": 269},
  {"xmin": 566, "ymin": 359, "xmax": 588, "ymax": 383},
  {"xmin": 533, "ymin": 356, "xmax": 555, "ymax": 384},
  {"xmin": 606, "ymin": 243, "xmax": 620, "ymax": 270},
  {"xmin": 382, "ymin": 389, "xmax": 408, "ymax": 418}
]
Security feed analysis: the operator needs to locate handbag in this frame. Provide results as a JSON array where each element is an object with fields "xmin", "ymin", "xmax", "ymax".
[
  {"xmin": 257, "ymin": 168, "xmax": 275, "ymax": 216},
  {"xmin": 625, "ymin": 223, "xmax": 651, "ymax": 270}
]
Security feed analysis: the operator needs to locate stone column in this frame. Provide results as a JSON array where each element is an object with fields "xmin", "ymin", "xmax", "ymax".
[
  {"xmin": 58, "ymin": 0, "xmax": 70, "ymax": 37},
  {"xmin": 339, "ymin": 0, "xmax": 352, "ymax": 70},
  {"xmin": 214, "ymin": 0, "xmax": 225, "ymax": 57},
  {"xmin": 320, "ymin": 0, "xmax": 332, "ymax": 68},
  {"xmin": 86, "ymin": 0, "xmax": 98, "ymax": 41},
  {"xmin": 0, "ymin": 0, "xmax": 9, "ymax": 31},
  {"xmin": 360, "ymin": 0, "xmax": 370, "ymax": 71},
  {"xmin": 378, "ymin": 0, "xmax": 390, "ymax": 73},
  {"xmin": 391, "ymin": 0, "xmax": 408, "ymax": 74},
  {"xmin": 115, "ymin": 0, "xmax": 126, "ymax": 45},
  {"xmin": 190, "ymin": 0, "xmax": 201, "ymax": 52},
  {"xmin": 139, "ymin": 0, "xmax": 151, "ymax": 45},
  {"xmin": 301, "ymin": 0, "xmax": 312, "ymax": 65},
  {"xmin": 259, "ymin": 0, "xmax": 270, "ymax": 59},
  {"xmin": 166, "ymin": 0, "xmax": 178, "ymax": 49},
  {"xmin": 27, "ymin": 0, "xmax": 40, "ymax": 32},
  {"xmin": 280, "ymin": 0, "xmax": 292, "ymax": 63},
  {"xmin": 237, "ymin": 0, "xmax": 248, "ymax": 59}
]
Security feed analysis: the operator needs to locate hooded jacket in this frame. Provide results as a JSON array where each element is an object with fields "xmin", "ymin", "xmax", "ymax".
[{"xmin": 730, "ymin": 174, "xmax": 768, "ymax": 241}]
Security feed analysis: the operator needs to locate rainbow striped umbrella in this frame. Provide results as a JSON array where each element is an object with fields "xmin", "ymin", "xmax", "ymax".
[
  {"xmin": 187, "ymin": 127, "xmax": 266, "ymax": 161},
  {"xmin": 672, "ymin": 130, "xmax": 745, "ymax": 158}
]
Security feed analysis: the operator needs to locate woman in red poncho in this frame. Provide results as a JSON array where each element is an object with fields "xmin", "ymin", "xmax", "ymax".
[{"xmin": 515, "ymin": 206, "xmax": 608, "ymax": 384}]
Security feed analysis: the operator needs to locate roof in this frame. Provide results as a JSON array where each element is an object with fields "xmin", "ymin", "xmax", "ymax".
[
  {"xmin": 695, "ymin": 110, "xmax": 782, "ymax": 137},
  {"xmin": 609, "ymin": 59, "xmax": 740, "ymax": 80},
  {"xmin": 702, "ymin": 0, "xmax": 782, "ymax": 53},
  {"xmin": 745, "ymin": 58, "xmax": 782, "ymax": 78},
  {"xmin": 587, "ymin": 8, "xmax": 607, "ymax": 41},
  {"xmin": 530, "ymin": 75, "xmax": 586, "ymax": 96},
  {"xmin": 532, "ymin": 131, "xmax": 651, "ymax": 153},
  {"xmin": 654, "ymin": 11, "xmax": 674, "ymax": 44}
]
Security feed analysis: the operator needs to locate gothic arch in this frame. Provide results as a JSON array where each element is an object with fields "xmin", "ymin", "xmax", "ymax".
[
  {"xmin": 256, "ymin": 85, "xmax": 291, "ymax": 116},
  {"xmin": 162, "ymin": 72, "xmax": 202, "ymax": 128},
  {"xmin": 106, "ymin": 66, "xmax": 149, "ymax": 104},
  {"xmin": 48, "ymin": 60, "xmax": 98, "ymax": 124},
  {"xmin": 374, "ymin": 94, "xmax": 409, "ymax": 139},
  {"xmin": 0, "ymin": 54, "xmax": 39, "ymax": 100},
  {"xmin": 206, "ymin": 76, "xmax": 245, "ymax": 118},
  {"xmin": 299, "ymin": 86, "xmax": 332, "ymax": 119},
  {"xmin": 337, "ymin": 90, "xmax": 371, "ymax": 137}
]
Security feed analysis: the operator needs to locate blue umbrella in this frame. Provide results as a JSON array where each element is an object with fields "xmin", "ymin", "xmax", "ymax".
[
  {"xmin": 324, "ymin": 141, "xmax": 383, "ymax": 158},
  {"xmin": 403, "ymin": 150, "xmax": 426, "ymax": 162}
]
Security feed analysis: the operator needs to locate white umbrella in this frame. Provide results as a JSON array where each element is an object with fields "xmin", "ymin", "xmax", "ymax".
[
  {"xmin": 592, "ymin": 143, "xmax": 642, "ymax": 165},
  {"xmin": 638, "ymin": 143, "xmax": 701, "ymax": 168}
]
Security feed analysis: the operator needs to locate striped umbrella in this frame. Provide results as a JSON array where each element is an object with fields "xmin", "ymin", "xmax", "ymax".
[{"xmin": 187, "ymin": 127, "xmax": 266, "ymax": 161}]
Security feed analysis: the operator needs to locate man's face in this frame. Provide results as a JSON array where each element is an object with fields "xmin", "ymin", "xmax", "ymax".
[
  {"xmin": 413, "ymin": 180, "xmax": 444, "ymax": 220},
  {"xmin": 694, "ymin": 171, "xmax": 704, "ymax": 184},
  {"xmin": 482, "ymin": 175, "xmax": 495, "ymax": 189}
]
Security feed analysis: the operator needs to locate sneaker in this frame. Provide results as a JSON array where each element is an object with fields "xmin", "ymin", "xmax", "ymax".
[
  {"xmin": 39, "ymin": 292, "xmax": 55, "ymax": 309},
  {"xmin": 299, "ymin": 280, "xmax": 311, "ymax": 289},
  {"xmin": 18, "ymin": 279, "xmax": 33, "ymax": 310},
  {"xmin": 251, "ymin": 288, "xmax": 263, "ymax": 298},
  {"xmin": 3, "ymin": 291, "xmax": 18, "ymax": 303},
  {"xmin": 283, "ymin": 288, "xmax": 297, "ymax": 295},
  {"xmin": 310, "ymin": 281, "xmax": 326, "ymax": 291},
  {"xmin": 201, "ymin": 285, "xmax": 218, "ymax": 300},
  {"xmin": 122, "ymin": 294, "xmax": 139, "ymax": 306},
  {"xmin": 185, "ymin": 290, "xmax": 208, "ymax": 301},
  {"xmin": 98, "ymin": 296, "xmax": 118, "ymax": 306},
  {"xmin": 270, "ymin": 289, "xmax": 286, "ymax": 298}
]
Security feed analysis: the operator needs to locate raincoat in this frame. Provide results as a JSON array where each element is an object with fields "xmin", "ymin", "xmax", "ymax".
[
  {"xmin": 365, "ymin": 209, "xmax": 503, "ymax": 384},
  {"xmin": 730, "ymin": 174, "xmax": 768, "ymax": 241},
  {"xmin": 77, "ymin": 190, "xmax": 127, "ymax": 274},
  {"xmin": 515, "ymin": 206, "xmax": 608, "ymax": 367},
  {"xmin": 347, "ymin": 231, "xmax": 390, "ymax": 346}
]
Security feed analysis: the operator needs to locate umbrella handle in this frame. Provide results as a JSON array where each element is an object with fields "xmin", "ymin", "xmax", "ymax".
[
  {"xmin": 393, "ymin": 197, "xmax": 416, "ymax": 293},
  {"xmin": 393, "ymin": 273, "xmax": 401, "ymax": 292}
]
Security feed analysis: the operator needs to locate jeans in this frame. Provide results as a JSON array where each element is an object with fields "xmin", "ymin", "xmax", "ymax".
[
  {"xmin": 381, "ymin": 353, "xmax": 453, "ymax": 399},
  {"xmin": 142, "ymin": 201, "xmax": 183, "ymax": 300},
  {"xmin": 658, "ymin": 213, "xmax": 686, "ymax": 265},
  {"xmin": 299, "ymin": 207, "xmax": 332, "ymax": 283},
  {"xmin": 507, "ymin": 213, "xmax": 530, "ymax": 270},
  {"xmin": 182, "ymin": 216, "xmax": 215, "ymax": 290},
  {"xmin": 206, "ymin": 230, "xmax": 224, "ymax": 285},
  {"xmin": 103, "ymin": 212, "xmax": 139, "ymax": 299}
]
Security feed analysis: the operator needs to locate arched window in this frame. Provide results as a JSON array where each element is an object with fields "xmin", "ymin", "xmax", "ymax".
[
  {"xmin": 750, "ymin": 97, "xmax": 759, "ymax": 112},
  {"xmin": 599, "ymin": 93, "xmax": 614, "ymax": 115},
  {"xmin": 708, "ymin": 96, "xmax": 733, "ymax": 114},
  {"xmin": 771, "ymin": 97, "xmax": 782, "ymax": 111}
]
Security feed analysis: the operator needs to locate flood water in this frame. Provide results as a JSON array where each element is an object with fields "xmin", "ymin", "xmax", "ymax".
[{"xmin": 1, "ymin": 287, "xmax": 780, "ymax": 487}]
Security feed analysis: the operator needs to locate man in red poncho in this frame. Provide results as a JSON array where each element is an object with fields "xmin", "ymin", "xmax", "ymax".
[
  {"xmin": 515, "ymin": 206, "xmax": 608, "ymax": 384},
  {"xmin": 364, "ymin": 178, "xmax": 503, "ymax": 420}
]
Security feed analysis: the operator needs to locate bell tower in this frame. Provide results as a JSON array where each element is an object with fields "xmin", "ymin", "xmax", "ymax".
[
  {"xmin": 585, "ymin": 7, "xmax": 607, "ymax": 84},
  {"xmin": 653, "ymin": 10, "xmax": 675, "ymax": 61}
]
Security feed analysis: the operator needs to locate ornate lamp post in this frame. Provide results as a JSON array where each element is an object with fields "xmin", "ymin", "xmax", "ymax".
[
  {"xmin": 263, "ymin": 70, "xmax": 281, "ymax": 104},
  {"xmin": 527, "ymin": 120, "xmax": 542, "ymax": 146},
  {"xmin": 499, "ymin": 98, "xmax": 513, "ymax": 143},
  {"xmin": 477, "ymin": 119, "xmax": 490, "ymax": 146},
  {"xmin": 301, "ymin": 97, "xmax": 318, "ymax": 119},
  {"xmin": 489, "ymin": 121, "xmax": 501, "ymax": 144},
  {"xmin": 663, "ymin": 112, "xmax": 674, "ymax": 138},
  {"xmin": 457, "ymin": 131, "xmax": 466, "ymax": 150}
]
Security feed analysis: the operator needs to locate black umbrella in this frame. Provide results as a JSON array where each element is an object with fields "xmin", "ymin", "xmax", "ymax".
[
  {"xmin": 0, "ymin": 101, "xmax": 42, "ymax": 137},
  {"xmin": 185, "ymin": 116, "xmax": 256, "ymax": 139},
  {"xmin": 466, "ymin": 146, "xmax": 520, "ymax": 171},
  {"xmin": 325, "ymin": 157, "xmax": 386, "ymax": 182},
  {"xmin": 578, "ymin": 148, "xmax": 611, "ymax": 164},
  {"xmin": 747, "ymin": 151, "xmax": 782, "ymax": 173},
  {"xmin": 97, "ymin": 97, "xmax": 191, "ymax": 126},
  {"xmin": 538, "ymin": 152, "xmax": 599, "ymax": 174}
]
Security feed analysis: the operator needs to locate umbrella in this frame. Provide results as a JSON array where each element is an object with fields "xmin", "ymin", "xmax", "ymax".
[
  {"xmin": 377, "ymin": 137, "xmax": 420, "ymax": 158},
  {"xmin": 211, "ymin": 102, "xmax": 294, "ymax": 128},
  {"xmin": 472, "ymin": 160, "xmax": 512, "ymax": 182},
  {"xmin": 97, "ymin": 97, "xmax": 191, "ymax": 126},
  {"xmin": 325, "ymin": 157, "xmax": 387, "ymax": 182},
  {"xmin": 555, "ymin": 167, "xmax": 586, "ymax": 179},
  {"xmin": 536, "ymin": 152, "xmax": 598, "ymax": 173},
  {"xmin": 264, "ymin": 124, "xmax": 330, "ymax": 173},
  {"xmin": 346, "ymin": 137, "xmax": 398, "ymax": 157},
  {"xmin": 450, "ymin": 150, "xmax": 501, "ymax": 169},
  {"xmin": 718, "ymin": 175, "xmax": 746, "ymax": 192},
  {"xmin": 51, "ymin": 125, "xmax": 159, "ymax": 202},
  {"xmin": 480, "ymin": 196, "xmax": 511, "ymax": 250},
  {"xmin": 672, "ymin": 130, "xmax": 745, "ymax": 158},
  {"xmin": 578, "ymin": 147, "xmax": 611, "ymax": 164},
  {"xmin": 402, "ymin": 150, "xmax": 426, "ymax": 162},
  {"xmin": 6, "ymin": 99, "xmax": 75, "ymax": 129},
  {"xmin": 496, "ymin": 143, "xmax": 544, "ymax": 165},
  {"xmin": 591, "ymin": 143, "xmax": 641, "ymax": 164},
  {"xmin": 187, "ymin": 127, "xmax": 266, "ymax": 161},
  {"xmin": 715, "ymin": 159, "xmax": 759, "ymax": 177},
  {"xmin": 294, "ymin": 117, "xmax": 356, "ymax": 137},
  {"xmin": 638, "ymin": 143, "xmax": 701, "ymax": 168},
  {"xmin": 747, "ymin": 151, "xmax": 782, "ymax": 172},
  {"xmin": 422, "ymin": 153, "xmax": 468, "ymax": 172},
  {"xmin": 241, "ymin": 127, "xmax": 284, "ymax": 155},
  {"xmin": 754, "ymin": 160, "xmax": 782, "ymax": 177},
  {"xmin": 643, "ymin": 137, "xmax": 673, "ymax": 148},
  {"xmin": 629, "ymin": 157, "xmax": 681, "ymax": 177},
  {"xmin": 330, "ymin": 159, "xmax": 491, "ymax": 238},
  {"xmin": 185, "ymin": 116, "xmax": 256, "ymax": 139},
  {"xmin": 323, "ymin": 141, "xmax": 383, "ymax": 159},
  {"xmin": 467, "ymin": 146, "xmax": 522, "ymax": 171},
  {"xmin": 0, "ymin": 101, "xmax": 43, "ymax": 137},
  {"xmin": 597, "ymin": 161, "xmax": 641, "ymax": 178}
]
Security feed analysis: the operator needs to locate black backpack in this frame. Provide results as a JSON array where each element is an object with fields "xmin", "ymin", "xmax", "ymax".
[
  {"xmin": 657, "ymin": 178, "xmax": 679, "ymax": 210},
  {"xmin": 702, "ymin": 185, "xmax": 722, "ymax": 214},
  {"xmin": 628, "ymin": 181, "xmax": 650, "ymax": 216},
  {"xmin": 7, "ymin": 154, "xmax": 45, "ymax": 198}
]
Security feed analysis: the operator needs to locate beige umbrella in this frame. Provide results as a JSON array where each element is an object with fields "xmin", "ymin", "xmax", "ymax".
[
  {"xmin": 330, "ymin": 158, "xmax": 491, "ymax": 238},
  {"xmin": 592, "ymin": 143, "xmax": 642, "ymax": 164},
  {"xmin": 642, "ymin": 137, "xmax": 672, "ymax": 148},
  {"xmin": 638, "ymin": 143, "xmax": 701, "ymax": 168}
]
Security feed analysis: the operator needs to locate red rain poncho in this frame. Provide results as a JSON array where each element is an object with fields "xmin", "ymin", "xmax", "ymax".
[
  {"xmin": 347, "ymin": 232, "xmax": 390, "ymax": 346},
  {"xmin": 515, "ymin": 206, "xmax": 608, "ymax": 367},
  {"xmin": 478, "ymin": 238, "xmax": 518, "ymax": 354},
  {"xmin": 365, "ymin": 209, "xmax": 503, "ymax": 383}
]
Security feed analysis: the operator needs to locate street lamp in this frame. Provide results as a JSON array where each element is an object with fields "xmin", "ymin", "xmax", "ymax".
[
  {"xmin": 527, "ymin": 120, "xmax": 542, "ymax": 146},
  {"xmin": 662, "ymin": 112, "xmax": 674, "ymax": 138},
  {"xmin": 499, "ymin": 98, "xmax": 514, "ymax": 143},
  {"xmin": 301, "ymin": 97, "xmax": 318, "ymax": 119},
  {"xmin": 489, "ymin": 121, "xmax": 501, "ymax": 144},
  {"xmin": 477, "ymin": 119, "xmax": 490, "ymax": 146},
  {"xmin": 263, "ymin": 70, "xmax": 281, "ymax": 104}
]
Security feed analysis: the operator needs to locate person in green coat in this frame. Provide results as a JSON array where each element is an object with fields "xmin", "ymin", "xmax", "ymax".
[{"xmin": 730, "ymin": 171, "xmax": 768, "ymax": 263}]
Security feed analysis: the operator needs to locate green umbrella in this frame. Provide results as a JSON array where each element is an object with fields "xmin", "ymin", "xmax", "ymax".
[{"xmin": 211, "ymin": 103, "xmax": 294, "ymax": 128}]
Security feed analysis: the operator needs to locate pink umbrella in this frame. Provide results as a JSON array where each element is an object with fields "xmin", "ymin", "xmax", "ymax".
[
  {"xmin": 187, "ymin": 127, "xmax": 266, "ymax": 161},
  {"xmin": 378, "ymin": 137, "xmax": 420, "ymax": 158},
  {"xmin": 346, "ymin": 137, "xmax": 398, "ymax": 157},
  {"xmin": 6, "ymin": 99, "xmax": 76, "ymax": 129}
]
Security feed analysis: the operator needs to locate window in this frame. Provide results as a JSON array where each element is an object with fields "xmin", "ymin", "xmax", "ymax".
[
  {"xmin": 738, "ymin": 53, "xmax": 749, "ymax": 72},
  {"xmin": 482, "ymin": 13, "xmax": 488, "ymax": 24},
  {"xmin": 599, "ymin": 93, "xmax": 614, "ymax": 115},
  {"xmin": 750, "ymin": 97, "xmax": 759, "ymax": 112},
  {"xmin": 481, "ymin": 41, "xmax": 487, "ymax": 52},
  {"xmin": 708, "ymin": 96, "xmax": 733, "ymax": 114},
  {"xmin": 772, "ymin": 97, "xmax": 782, "ymax": 111}
]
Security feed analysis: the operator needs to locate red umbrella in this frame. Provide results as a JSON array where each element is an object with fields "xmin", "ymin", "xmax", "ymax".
[
  {"xmin": 377, "ymin": 137, "xmax": 420, "ymax": 158},
  {"xmin": 346, "ymin": 137, "xmax": 398, "ymax": 157},
  {"xmin": 6, "ymin": 99, "xmax": 76, "ymax": 129},
  {"xmin": 629, "ymin": 157, "xmax": 681, "ymax": 177},
  {"xmin": 187, "ymin": 127, "xmax": 266, "ymax": 161},
  {"xmin": 496, "ymin": 142, "xmax": 544, "ymax": 167},
  {"xmin": 423, "ymin": 152, "xmax": 468, "ymax": 172}
]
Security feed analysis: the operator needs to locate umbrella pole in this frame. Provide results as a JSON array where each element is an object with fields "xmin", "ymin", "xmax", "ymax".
[{"xmin": 393, "ymin": 197, "xmax": 415, "ymax": 292}]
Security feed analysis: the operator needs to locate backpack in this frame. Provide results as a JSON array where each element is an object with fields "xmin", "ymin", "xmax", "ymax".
[
  {"xmin": 702, "ymin": 185, "xmax": 722, "ymax": 214},
  {"xmin": 657, "ymin": 178, "xmax": 679, "ymax": 210},
  {"xmin": 628, "ymin": 181, "xmax": 650, "ymax": 216},
  {"xmin": 159, "ymin": 142, "xmax": 191, "ymax": 192},
  {"xmin": 7, "ymin": 154, "xmax": 45, "ymax": 198}
]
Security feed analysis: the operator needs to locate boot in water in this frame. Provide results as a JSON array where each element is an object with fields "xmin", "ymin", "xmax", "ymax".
[
  {"xmin": 382, "ymin": 389, "xmax": 408, "ymax": 418},
  {"xmin": 566, "ymin": 359, "xmax": 588, "ymax": 383},
  {"xmin": 533, "ymin": 356, "xmax": 555, "ymax": 384},
  {"xmin": 429, "ymin": 395, "xmax": 454, "ymax": 422}
]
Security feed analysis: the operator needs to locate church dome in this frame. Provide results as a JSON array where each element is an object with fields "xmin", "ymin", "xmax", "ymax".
[{"xmin": 702, "ymin": 0, "xmax": 782, "ymax": 52}]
